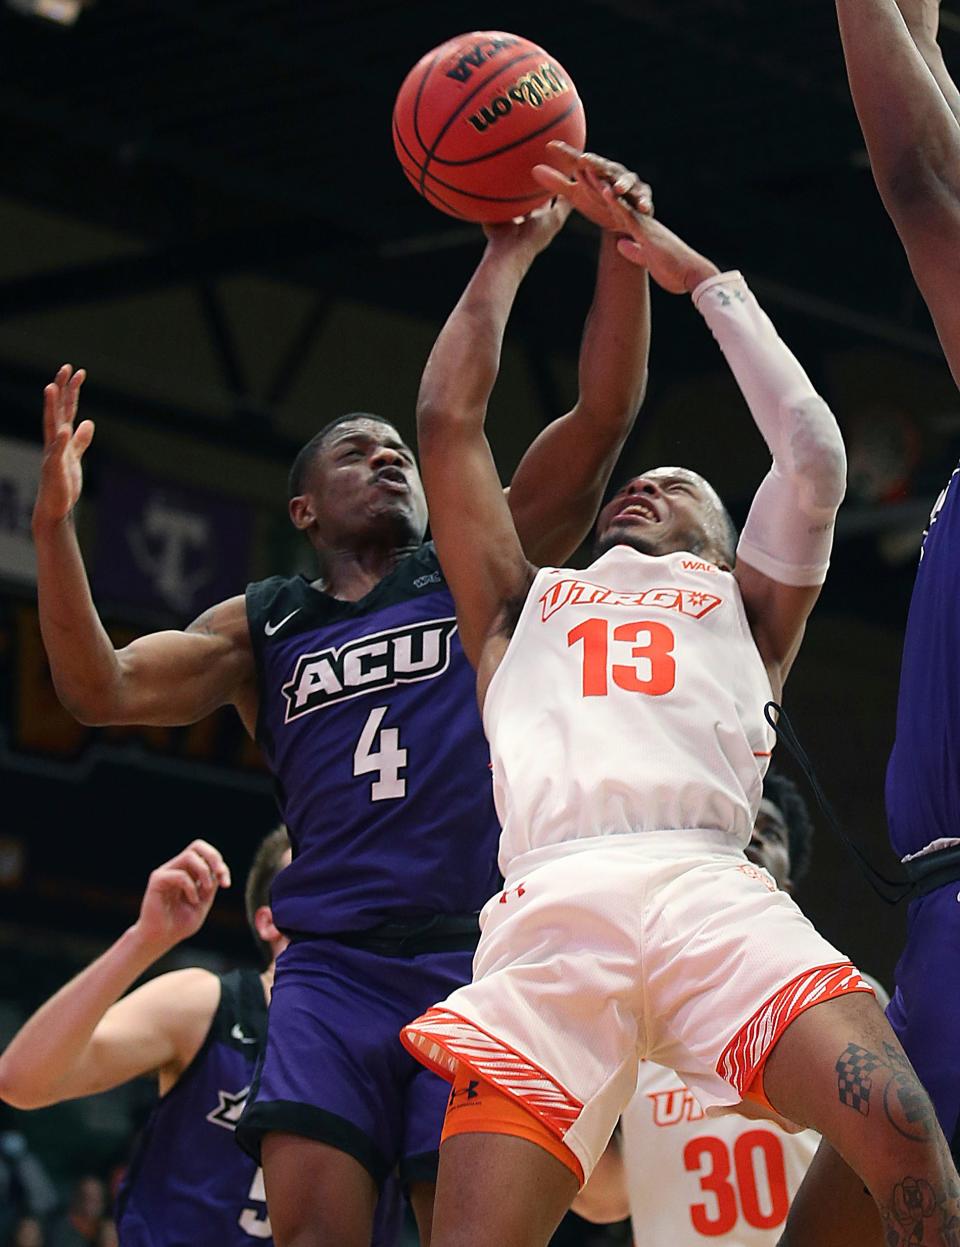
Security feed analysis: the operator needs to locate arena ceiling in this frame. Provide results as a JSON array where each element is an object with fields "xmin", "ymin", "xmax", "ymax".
[{"xmin": 0, "ymin": 0, "xmax": 955, "ymax": 458}]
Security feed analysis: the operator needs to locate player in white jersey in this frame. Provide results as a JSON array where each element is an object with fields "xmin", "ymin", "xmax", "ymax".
[
  {"xmin": 397, "ymin": 142, "xmax": 960, "ymax": 1247},
  {"xmin": 575, "ymin": 771, "xmax": 891, "ymax": 1246}
]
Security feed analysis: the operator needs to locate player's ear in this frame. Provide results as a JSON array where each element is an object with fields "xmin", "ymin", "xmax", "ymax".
[
  {"xmin": 289, "ymin": 494, "xmax": 315, "ymax": 531},
  {"xmin": 254, "ymin": 904, "xmax": 282, "ymax": 945}
]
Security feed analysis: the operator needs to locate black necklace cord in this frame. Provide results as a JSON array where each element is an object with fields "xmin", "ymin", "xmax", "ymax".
[{"xmin": 763, "ymin": 702, "xmax": 914, "ymax": 906}]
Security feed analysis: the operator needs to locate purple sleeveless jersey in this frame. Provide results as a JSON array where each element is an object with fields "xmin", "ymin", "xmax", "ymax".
[
  {"xmin": 885, "ymin": 466, "xmax": 960, "ymax": 859},
  {"xmin": 246, "ymin": 544, "xmax": 501, "ymax": 937},
  {"xmin": 116, "ymin": 969, "xmax": 404, "ymax": 1246},
  {"xmin": 115, "ymin": 969, "xmax": 271, "ymax": 1246},
  {"xmin": 884, "ymin": 464, "xmax": 960, "ymax": 1160}
]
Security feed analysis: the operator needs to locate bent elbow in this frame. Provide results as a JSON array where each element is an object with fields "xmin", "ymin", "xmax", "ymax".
[
  {"xmin": 882, "ymin": 153, "xmax": 960, "ymax": 226},
  {"xmin": 52, "ymin": 677, "xmax": 120, "ymax": 727},
  {"xmin": 0, "ymin": 1065, "xmax": 46, "ymax": 1111},
  {"xmin": 786, "ymin": 398, "xmax": 847, "ymax": 512},
  {"xmin": 416, "ymin": 399, "xmax": 476, "ymax": 452}
]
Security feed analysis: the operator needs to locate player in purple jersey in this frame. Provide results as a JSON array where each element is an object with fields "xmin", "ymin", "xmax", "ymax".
[
  {"xmin": 31, "ymin": 162, "xmax": 653, "ymax": 1246},
  {"xmin": 761, "ymin": 1, "xmax": 960, "ymax": 1242},
  {"xmin": 0, "ymin": 829, "xmax": 358, "ymax": 1247}
]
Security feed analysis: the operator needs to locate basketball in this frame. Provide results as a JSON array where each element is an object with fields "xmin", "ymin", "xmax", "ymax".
[{"xmin": 393, "ymin": 31, "xmax": 586, "ymax": 223}]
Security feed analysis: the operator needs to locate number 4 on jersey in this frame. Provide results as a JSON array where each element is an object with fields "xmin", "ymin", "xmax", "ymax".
[{"xmin": 354, "ymin": 706, "xmax": 407, "ymax": 800}]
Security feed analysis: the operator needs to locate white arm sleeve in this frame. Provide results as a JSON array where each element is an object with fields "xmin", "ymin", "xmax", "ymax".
[{"xmin": 693, "ymin": 271, "xmax": 846, "ymax": 587}]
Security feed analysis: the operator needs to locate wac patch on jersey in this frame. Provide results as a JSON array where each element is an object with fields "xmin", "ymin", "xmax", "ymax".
[{"xmin": 281, "ymin": 618, "xmax": 458, "ymax": 721}]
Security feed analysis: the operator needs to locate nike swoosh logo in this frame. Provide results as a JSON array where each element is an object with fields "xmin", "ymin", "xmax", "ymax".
[
  {"xmin": 265, "ymin": 608, "xmax": 301, "ymax": 637},
  {"xmin": 231, "ymin": 1023, "xmax": 257, "ymax": 1044}
]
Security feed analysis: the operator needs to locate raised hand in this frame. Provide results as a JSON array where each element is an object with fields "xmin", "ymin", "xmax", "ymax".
[
  {"xmin": 133, "ymin": 840, "xmax": 231, "ymax": 956},
  {"xmin": 603, "ymin": 189, "xmax": 719, "ymax": 295},
  {"xmin": 33, "ymin": 365, "xmax": 93, "ymax": 531},
  {"xmin": 531, "ymin": 140, "xmax": 653, "ymax": 232},
  {"xmin": 482, "ymin": 195, "xmax": 572, "ymax": 258}
]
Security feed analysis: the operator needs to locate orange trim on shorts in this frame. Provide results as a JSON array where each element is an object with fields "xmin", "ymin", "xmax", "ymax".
[
  {"xmin": 743, "ymin": 1065, "xmax": 777, "ymax": 1114},
  {"xmin": 401, "ymin": 1006, "xmax": 584, "ymax": 1138},
  {"xmin": 442, "ymin": 1064, "xmax": 584, "ymax": 1186},
  {"xmin": 718, "ymin": 961, "xmax": 875, "ymax": 1097}
]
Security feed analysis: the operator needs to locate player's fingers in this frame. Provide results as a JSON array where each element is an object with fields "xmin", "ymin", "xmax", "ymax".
[
  {"xmin": 42, "ymin": 383, "xmax": 60, "ymax": 446},
  {"xmin": 581, "ymin": 166, "xmax": 613, "ymax": 201},
  {"xmin": 189, "ymin": 839, "xmax": 231, "ymax": 889},
  {"xmin": 543, "ymin": 139, "xmax": 582, "ymax": 173},
  {"xmin": 66, "ymin": 368, "xmax": 86, "ymax": 421},
  {"xmin": 163, "ymin": 867, "xmax": 200, "ymax": 906},
  {"xmin": 579, "ymin": 152, "xmax": 626, "ymax": 183},
  {"xmin": 630, "ymin": 180, "xmax": 654, "ymax": 216},
  {"xmin": 45, "ymin": 424, "xmax": 72, "ymax": 461},
  {"xmin": 531, "ymin": 164, "xmax": 577, "ymax": 198},
  {"xmin": 616, "ymin": 238, "xmax": 648, "ymax": 267},
  {"xmin": 181, "ymin": 848, "xmax": 219, "ymax": 894},
  {"xmin": 603, "ymin": 184, "xmax": 644, "ymax": 228},
  {"xmin": 72, "ymin": 420, "xmax": 95, "ymax": 459}
]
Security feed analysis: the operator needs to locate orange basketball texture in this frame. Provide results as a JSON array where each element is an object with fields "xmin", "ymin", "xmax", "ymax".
[{"xmin": 393, "ymin": 31, "xmax": 587, "ymax": 223}]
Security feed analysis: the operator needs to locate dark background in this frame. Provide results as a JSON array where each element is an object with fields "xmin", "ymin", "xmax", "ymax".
[{"xmin": 1, "ymin": 1, "xmax": 958, "ymax": 1241}]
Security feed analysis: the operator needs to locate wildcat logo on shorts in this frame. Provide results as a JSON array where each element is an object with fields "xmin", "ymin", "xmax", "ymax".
[
  {"xmin": 538, "ymin": 577, "xmax": 722, "ymax": 623},
  {"xmin": 282, "ymin": 619, "xmax": 457, "ymax": 720}
]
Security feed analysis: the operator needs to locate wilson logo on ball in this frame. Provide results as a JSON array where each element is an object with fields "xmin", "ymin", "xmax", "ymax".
[
  {"xmin": 393, "ymin": 30, "xmax": 586, "ymax": 223},
  {"xmin": 467, "ymin": 63, "xmax": 571, "ymax": 133}
]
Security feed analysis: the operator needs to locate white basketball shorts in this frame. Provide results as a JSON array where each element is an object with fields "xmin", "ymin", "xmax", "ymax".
[{"xmin": 402, "ymin": 829, "xmax": 872, "ymax": 1182}]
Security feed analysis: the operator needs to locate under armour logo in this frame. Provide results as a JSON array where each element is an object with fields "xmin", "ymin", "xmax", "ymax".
[{"xmin": 449, "ymin": 1080, "xmax": 480, "ymax": 1105}]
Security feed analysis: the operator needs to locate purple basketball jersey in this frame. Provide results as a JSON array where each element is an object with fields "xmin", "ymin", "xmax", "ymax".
[
  {"xmin": 247, "ymin": 545, "xmax": 501, "ymax": 937},
  {"xmin": 886, "ymin": 466, "xmax": 960, "ymax": 859},
  {"xmin": 116, "ymin": 969, "xmax": 271, "ymax": 1245}
]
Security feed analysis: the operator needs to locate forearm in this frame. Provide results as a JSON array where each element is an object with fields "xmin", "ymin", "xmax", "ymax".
[
  {"xmin": 417, "ymin": 243, "xmax": 532, "ymax": 438},
  {"xmin": 33, "ymin": 515, "xmax": 124, "ymax": 721},
  {"xmin": 694, "ymin": 272, "xmax": 845, "ymax": 585},
  {"xmin": 575, "ymin": 231, "xmax": 650, "ymax": 427},
  {"xmin": 0, "ymin": 926, "xmax": 161, "ymax": 1108},
  {"xmin": 837, "ymin": 0, "xmax": 960, "ymax": 203},
  {"xmin": 906, "ymin": 20, "xmax": 960, "ymax": 125}
]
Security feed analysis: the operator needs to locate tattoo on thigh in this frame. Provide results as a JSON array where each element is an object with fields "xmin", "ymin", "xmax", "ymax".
[
  {"xmin": 835, "ymin": 1042, "xmax": 937, "ymax": 1142},
  {"xmin": 881, "ymin": 1175, "xmax": 960, "ymax": 1247},
  {"xmin": 836, "ymin": 1043, "xmax": 882, "ymax": 1116}
]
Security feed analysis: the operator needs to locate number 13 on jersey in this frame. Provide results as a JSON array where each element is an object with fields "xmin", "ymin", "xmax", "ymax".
[{"xmin": 568, "ymin": 618, "xmax": 676, "ymax": 697}]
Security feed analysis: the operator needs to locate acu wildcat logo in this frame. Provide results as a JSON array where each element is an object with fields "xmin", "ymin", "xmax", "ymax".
[{"xmin": 282, "ymin": 618, "xmax": 458, "ymax": 721}]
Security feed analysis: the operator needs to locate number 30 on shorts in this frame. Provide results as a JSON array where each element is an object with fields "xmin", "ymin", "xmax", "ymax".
[{"xmin": 567, "ymin": 618, "xmax": 676, "ymax": 697}]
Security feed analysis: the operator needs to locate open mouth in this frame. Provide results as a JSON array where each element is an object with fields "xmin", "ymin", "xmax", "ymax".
[
  {"xmin": 614, "ymin": 498, "xmax": 660, "ymax": 523},
  {"xmin": 374, "ymin": 467, "xmax": 408, "ymax": 492}
]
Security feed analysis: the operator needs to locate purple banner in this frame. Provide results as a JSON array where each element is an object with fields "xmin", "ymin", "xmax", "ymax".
[{"xmin": 92, "ymin": 460, "xmax": 254, "ymax": 620}]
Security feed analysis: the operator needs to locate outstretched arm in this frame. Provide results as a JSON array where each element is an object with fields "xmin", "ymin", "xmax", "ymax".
[
  {"xmin": 0, "ymin": 842, "xmax": 230, "ymax": 1108},
  {"xmin": 416, "ymin": 214, "xmax": 569, "ymax": 665},
  {"xmin": 508, "ymin": 144, "xmax": 652, "ymax": 563},
  {"xmin": 837, "ymin": 0, "xmax": 960, "ymax": 384},
  {"xmin": 608, "ymin": 194, "xmax": 845, "ymax": 691},
  {"xmin": 33, "ymin": 368, "xmax": 255, "ymax": 731}
]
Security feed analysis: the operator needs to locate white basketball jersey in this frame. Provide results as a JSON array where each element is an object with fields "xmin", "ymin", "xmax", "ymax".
[
  {"xmin": 484, "ymin": 546, "xmax": 775, "ymax": 873},
  {"xmin": 622, "ymin": 1064, "xmax": 818, "ymax": 1245}
]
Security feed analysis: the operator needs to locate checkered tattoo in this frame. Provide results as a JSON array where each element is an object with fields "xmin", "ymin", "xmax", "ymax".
[{"xmin": 836, "ymin": 1043, "xmax": 883, "ymax": 1116}]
